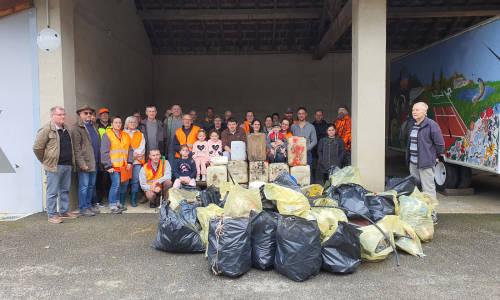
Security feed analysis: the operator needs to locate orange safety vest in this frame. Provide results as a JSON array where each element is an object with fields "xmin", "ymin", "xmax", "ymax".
[
  {"xmin": 106, "ymin": 130, "xmax": 131, "ymax": 170},
  {"xmin": 334, "ymin": 115, "xmax": 352, "ymax": 151},
  {"xmin": 144, "ymin": 160, "xmax": 165, "ymax": 187},
  {"xmin": 175, "ymin": 125, "xmax": 200, "ymax": 158},
  {"xmin": 243, "ymin": 120, "xmax": 251, "ymax": 134},
  {"xmin": 128, "ymin": 131, "xmax": 145, "ymax": 164}
]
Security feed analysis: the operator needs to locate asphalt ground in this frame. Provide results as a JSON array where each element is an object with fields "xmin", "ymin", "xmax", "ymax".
[{"xmin": 1, "ymin": 213, "xmax": 499, "ymax": 299}]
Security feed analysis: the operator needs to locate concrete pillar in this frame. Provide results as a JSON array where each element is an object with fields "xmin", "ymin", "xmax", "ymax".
[
  {"xmin": 35, "ymin": 0, "xmax": 78, "ymax": 211},
  {"xmin": 35, "ymin": 0, "xmax": 76, "ymax": 126},
  {"xmin": 351, "ymin": 0, "xmax": 386, "ymax": 191}
]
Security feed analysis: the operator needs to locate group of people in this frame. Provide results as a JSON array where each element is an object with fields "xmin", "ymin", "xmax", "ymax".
[{"xmin": 33, "ymin": 101, "xmax": 443, "ymax": 224}]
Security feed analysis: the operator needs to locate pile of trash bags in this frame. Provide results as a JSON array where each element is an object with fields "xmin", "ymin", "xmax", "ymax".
[{"xmin": 152, "ymin": 166, "xmax": 438, "ymax": 282}]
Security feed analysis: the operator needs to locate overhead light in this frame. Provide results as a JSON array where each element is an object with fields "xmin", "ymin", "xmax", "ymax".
[
  {"xmin": 36, "ymin": 0, "xmax": 61, "ymax": 52},
  {"xmin": 37, "ymin": 28, "xmax": 61, "ymax": 52}
]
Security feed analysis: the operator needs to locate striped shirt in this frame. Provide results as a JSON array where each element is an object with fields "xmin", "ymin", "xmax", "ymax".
[{"xmin": 409, "ymin": 123, "xmax": 420, "ymax": 165}]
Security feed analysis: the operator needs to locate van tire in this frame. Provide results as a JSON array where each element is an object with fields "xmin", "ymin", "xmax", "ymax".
[{"xmin": 435, "ymin": 162, "xmax": 458, "ymax": 190}]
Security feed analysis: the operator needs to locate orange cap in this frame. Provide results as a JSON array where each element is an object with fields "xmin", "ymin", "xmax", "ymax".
[{"xmin": 98, "ymin": 108, "xmax": 109, "ymax": 115}]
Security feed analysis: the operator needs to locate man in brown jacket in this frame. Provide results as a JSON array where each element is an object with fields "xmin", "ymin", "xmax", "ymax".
[
  {"xmin": 33, "ymin": 106, "xmax": 77, "ymax": 224},
  {"xmin": 221, "ymin": 118, "xmax": 247, "ymax": 160},
  {"xmin": 71, "ymin": 105, "xmax": 101, "ymax": 217}
]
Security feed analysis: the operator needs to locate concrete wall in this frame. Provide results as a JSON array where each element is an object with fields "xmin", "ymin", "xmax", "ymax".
[
  {"xmin": 73, "ymin": 0, "xmax": 152, "ymax": 117},
  {"xmin": 153, "ymin": 54, "xmax": 352, "ymax": 122},
  {"xmin": 153, "ymin": 52, "xmax": 404, "ymax": 123}
]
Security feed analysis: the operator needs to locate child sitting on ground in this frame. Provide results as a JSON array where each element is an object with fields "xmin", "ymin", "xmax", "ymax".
[
  {"xmin": 172, "ymin": 144, "xmax": 197, "ymax": 188},
  {"xmin": 317, "ymin": 124, "xmax": 345, "ymax": 182},
  {"xmin": 267, "ymin": 122, "xmax": 288, "ymax": 163},
  {"xmin": 192, "ymin": 129, "xmax": 210, "ymax": 181},
  {"xmin": 207, "ymin": 129, "xmax": 223, "ymax": 159}
]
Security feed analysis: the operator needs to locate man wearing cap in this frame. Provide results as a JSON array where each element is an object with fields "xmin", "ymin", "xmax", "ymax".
[
  {"xmin": 95, "ymin": 108, "xmax": 112, "ymax": 206},
  {"xmin": 96, "ymin": 108, "xmax": 112, "ymax": 138},
  {"xmin": 33, "ymin": 106, "xmax": 77, "ymax": 223},
  {"xmin": 71, "ymin": 105, "xmax": 101, "ymax": 216}
]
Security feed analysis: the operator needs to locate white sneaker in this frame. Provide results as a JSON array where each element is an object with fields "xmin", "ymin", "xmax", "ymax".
[
  {"xmin": 196, "ymin": 175, "xmax": 201, "ymax": 181},
  {"xmin": 201, "ymin": 175, "xmax": 206, "ymax": 181}
]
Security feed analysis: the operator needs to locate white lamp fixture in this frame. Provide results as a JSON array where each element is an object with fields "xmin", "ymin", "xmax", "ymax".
[{"xmin": 37, "ymin": 0, "xmax": 61, "ymax": 52}]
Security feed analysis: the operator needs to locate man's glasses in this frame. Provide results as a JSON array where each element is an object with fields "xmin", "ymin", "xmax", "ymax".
[{"xmin": 81, "ymin": 111, "xmax": 91, "ymax": 115}]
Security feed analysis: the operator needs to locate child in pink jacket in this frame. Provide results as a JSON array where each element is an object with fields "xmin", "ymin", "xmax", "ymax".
[
  {"xmin": 192, "ymin": 129, "xmax": 210, "ymax": 181},
  {"xmin": 207, "ymin": 130, "xmax": 223, "ymax": 159}
]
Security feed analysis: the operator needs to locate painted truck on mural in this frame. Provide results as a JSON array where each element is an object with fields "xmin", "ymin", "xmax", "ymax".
[{"xmin": 388, "ymin": 16, "xmax": 500, "ymax": 190}]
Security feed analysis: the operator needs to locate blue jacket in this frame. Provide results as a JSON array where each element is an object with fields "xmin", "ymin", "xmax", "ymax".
[
  {"xmin": 172, "ymin": 157, "xmax": 197, "ymax": 179},
  {"xmin": 406, "ymin": 117, "xmax": 445, "ymax": 169}
]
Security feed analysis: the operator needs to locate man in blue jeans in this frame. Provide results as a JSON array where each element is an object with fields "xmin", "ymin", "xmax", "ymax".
[
  {"xmin": 71, "ymin": 105, "xmax": 101, "ymax": 217},
  {"xmin": 33, "ymin": 106, "xmax": 78, "ymax": 223},
  {"xmin": 291, "ymin": 107, "xmax": 318, "ymax": 183}
]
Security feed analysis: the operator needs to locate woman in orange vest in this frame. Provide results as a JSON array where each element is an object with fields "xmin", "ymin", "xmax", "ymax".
[
  {"xmin": 123, "ymin": 116, "xmax": 145, "ymax": 207},
  {"xmin": 100, "ymin": 116, "xmax": 134, "ymax": 214}
]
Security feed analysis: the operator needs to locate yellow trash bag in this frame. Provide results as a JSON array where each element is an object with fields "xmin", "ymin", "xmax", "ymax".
[
  {"xmin": 377, "ymin": 215, "xmax": 424, "ymax": 257},
  {"xmin": 308, "ymin": 207, "xmax": 347, "ymax": 243},
  {"xmin": 329, "ymin": 166, "xmax": 362, "ymax": 187},
  {"xmin": 398, "ymin": 195, "xmax": 434, "ymax": 242},
  {"xmin": 196, "ymin": 204, "xmax": 224, "ymax": 246},
  {"xmin": 312, "ymin": 196, "xmax": 338, "ymax": 208},
  {"xmin": 359, "ymin": 225, "xmax": 395, "ymax": 262},
  {"xmin": 301, "ymin": 184, "xmax": 324, "ymax": 197},
  {"xmin": 365, "ymin": 190, "xmax": 399, "ymax": 215},
  {"xmin": 263, "ymin": 183, "xmax": 310, "ymax": 218},
  {"xmin": 410, "ymin": 188, "xmax": 439, "ymax": 212},
  {"xmin": 223, "ymin": 184, "xmax": 262, "ymax": 218},
  {"xmin": 168, "ymin": 188, "xmax": 200, "ymax": 212}
]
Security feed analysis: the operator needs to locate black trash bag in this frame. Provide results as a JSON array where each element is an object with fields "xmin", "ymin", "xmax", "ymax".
[
  {"xmin": 259, "ymin": 185, "xmax": 278, "ymax": 212},
  {"xmin": 152, "ymin": 200, "xmax": 205, "ymax": 253},
  {"xmin": 180, "ymin": 184, "xmax": 201, "ymax": 192},
  {"xmin": 249, "ymin": 210, "xmax": 279, "ymax": 270},
  {"xmin": 274, "ymin": 215, "xmax": 322, "ymax": 282},
  {"xmin": 332, "ymin": 183, "xmax": 370, "ymax": 219},
  {"xmin": 207, "ymin": 216, "xmax": 251, "ymax": 277},
  {"xmin": 366, "ymin": 194, "xmax": 397, "ymax": 222},
  {"xmin": 197, "ymin": 186, "xmax": 222, "ymax": 207},
  {"xmin": 385, "ymin": 175, "xmax": 418, "ymax": 197},
  {"xmin": 321, "ymin": 222, "xmax": 361, "ymax": 274},
  {"xmin": 272, "ymin": 170, "xmax": 302, "ymax": 193}
]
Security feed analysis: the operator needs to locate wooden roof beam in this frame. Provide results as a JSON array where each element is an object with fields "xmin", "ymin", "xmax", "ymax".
[
  {"xmin": 388, "ymin": 5, "xmax": 500, "ymax": 19},
  {"xmin": 313, "ymin": 0, "xmax": 352, "ymax": 60}
]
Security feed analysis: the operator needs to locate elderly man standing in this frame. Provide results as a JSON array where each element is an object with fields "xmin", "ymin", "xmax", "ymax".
[
  {"xmin": 140, "ymin": 149, "xmax": 173, "ymax": 208},
  {"xmin": 173, "ymin": 114, "xmax": 200, "ymax": 158},
  {"xmin": 139, "ymin": 105, "xmax": 165, "ymax": 156},
  {"xmin": 164, "ymin": 104, "xmax": 183, "ymax": 164},
  {"xmin": 291, "ymin": 107, "xmax": 317, "ymax": 182},
  {"xmin": 33, "ymin": 107, "xmax": 77, "ymax": 223},
  {"xmin": 334, "ymin": 105, "xmax": 352, "ymax": 167},
  {"xmin": 407, "ymin": 102, "xmax": 444, "ymax": 224},
  {"xmin": 71, "ymin": 105, "xmax": 101, "ymax": 216}
]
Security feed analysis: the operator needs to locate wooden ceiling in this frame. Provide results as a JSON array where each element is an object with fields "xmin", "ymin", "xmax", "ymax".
[
  {"xmin": 0, "ymin": 0, "xmax": 31, "ymax": 18},
  {"xmin": 135, "ymin": 0, "xmax": 500, "ymax": 58}
]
